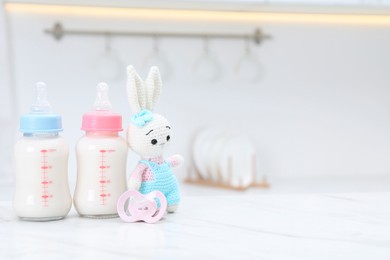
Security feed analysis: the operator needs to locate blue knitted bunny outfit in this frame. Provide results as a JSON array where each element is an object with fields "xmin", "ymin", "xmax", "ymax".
[{"xmin": 138, "ymin": 159, "xmax": 180, "ymax": 206}]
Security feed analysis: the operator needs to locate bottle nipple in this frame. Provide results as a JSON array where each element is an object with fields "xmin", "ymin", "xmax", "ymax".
[
  {"xmin": 93, "ymin": 82, "xmax": 112, "ymax": 111},
  {"xmin": 30, "ymin": 82, "xmax": 52, "ymax": 113},
  {"xmin": 81, "ymin": 82, "xmax": 122, "ymax": 132},
  {"xmin": 20, "ymin": 82, "xmax": 63, "ymax": 133}
]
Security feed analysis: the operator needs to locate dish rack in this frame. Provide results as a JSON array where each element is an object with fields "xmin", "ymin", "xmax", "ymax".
[{"xmin": 185, "ymin": 155, "xmax": 270, "ymax": 191}]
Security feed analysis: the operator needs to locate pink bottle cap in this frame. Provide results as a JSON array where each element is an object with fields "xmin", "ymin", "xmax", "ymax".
[{"xmin": 81, "ymin": 83, "xmax": 123, "ymax": 132}]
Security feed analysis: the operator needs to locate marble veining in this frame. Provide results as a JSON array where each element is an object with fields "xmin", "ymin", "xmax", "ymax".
[{"xmin": 1, "ymin": 192, "xmax": 390, "ymax": 259}]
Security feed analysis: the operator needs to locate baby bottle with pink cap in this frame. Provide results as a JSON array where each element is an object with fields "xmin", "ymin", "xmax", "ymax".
[
  {"xmin": 14, "ymin": 82, "xmax": 72, "ymax": 221},
  {"xmin": 74, "ymin": 83, "xmax": 128, "ymax": 218}
]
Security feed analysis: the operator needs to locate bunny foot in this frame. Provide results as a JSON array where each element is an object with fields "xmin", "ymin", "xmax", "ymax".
[{"xmin": 167, "ymin": 204, "xmax": 178, "ymax": 213}]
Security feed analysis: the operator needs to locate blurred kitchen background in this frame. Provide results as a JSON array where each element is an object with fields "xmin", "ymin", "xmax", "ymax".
[{"xmin": 1, "ymin": 0, "xmax": 390, "ymax": 199}]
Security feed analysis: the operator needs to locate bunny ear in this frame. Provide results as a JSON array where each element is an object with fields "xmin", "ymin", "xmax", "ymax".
[
  {"xmin": 145, "ymin": 66, "xmax": 162, "ymax": 111},
  {"xmin": 127, "ymin": 65, "xmax": 147, "ymax": 114}
]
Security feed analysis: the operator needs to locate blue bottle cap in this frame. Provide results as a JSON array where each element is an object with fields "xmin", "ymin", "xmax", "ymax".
[{"xmin": 19, "ymin": 82, "xmax": 63, "ymax": 133}]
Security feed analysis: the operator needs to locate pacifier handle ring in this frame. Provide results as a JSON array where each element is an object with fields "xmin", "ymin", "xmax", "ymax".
[
  {"xmin": 117, "ymin": 190, "xmax": 138, "ymax": 222},
  {"xmin": 117, "ymin": 190, "xmax": 167, "ymax": 223}
]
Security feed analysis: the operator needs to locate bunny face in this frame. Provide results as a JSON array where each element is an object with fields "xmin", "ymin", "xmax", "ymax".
[
  {"xmin": 127, "ymin": 113, "xmax": 172, "ymax": 158},
  {"xmin": 126, "ymin": 65, "xmax": 172, "ymax": 158}
]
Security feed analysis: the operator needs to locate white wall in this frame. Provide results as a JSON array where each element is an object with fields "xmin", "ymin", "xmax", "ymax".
[
  {"xmin": 0, "ymin": 0, "xmax": 16, "ymax": 183},
  {"xmin": 4, "ymin": 7, "xmax": 390, "ymax": 184}
]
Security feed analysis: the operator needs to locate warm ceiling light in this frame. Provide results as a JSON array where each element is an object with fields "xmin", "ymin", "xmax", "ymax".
[{"xmin": 4, "ymin": 3, "xmax": 390, "ymax": 26}]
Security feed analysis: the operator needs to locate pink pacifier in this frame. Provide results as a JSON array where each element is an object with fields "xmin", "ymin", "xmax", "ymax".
[{"xmin": 117, "ymin": 190, "xmax": 167, "ymax": 223}]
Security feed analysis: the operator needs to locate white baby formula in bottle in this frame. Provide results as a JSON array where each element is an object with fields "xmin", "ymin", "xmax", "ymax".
[
  {"xmin": 13, "ymin": 82, "xmax": 72, "ymax": 221},
  {"xmin": 74, "ymin": 83, "xmax": 127, "ymax": 218}
]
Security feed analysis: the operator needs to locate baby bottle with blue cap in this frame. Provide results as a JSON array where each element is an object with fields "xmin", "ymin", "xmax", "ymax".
[{"xmin": 13, "ymin": 82, "xmax": 72, "ymax": 221}]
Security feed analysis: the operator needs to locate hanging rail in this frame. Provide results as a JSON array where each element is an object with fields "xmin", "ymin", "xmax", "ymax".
[{"xmin": 44, "ymin": 22, "xmax": 272, "ymax": 45}]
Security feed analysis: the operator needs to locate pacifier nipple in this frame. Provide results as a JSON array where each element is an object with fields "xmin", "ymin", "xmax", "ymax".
[
  {"xmin": 93, "ymin": 82, "xmax": 112, "ymax": 111},
  {"xmin": 30, "ymin": 82, "xmax": 52, "ymax": 113}
]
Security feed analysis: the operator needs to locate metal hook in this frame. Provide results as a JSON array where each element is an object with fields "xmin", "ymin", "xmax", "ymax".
[
  {"xmin": 245, "ymin": 37, "xmax": 251, "ymax": 55},
  {"xmin": 153, "ymin": 35, "xmax": 160, "ymax": 54},
  {"xmin": 203, "ymin": 35, "xmax": 210, "ymax": 55},
  {"xmin": 104, "ymin": 32, "xmax": 111, "ymax": 53}
]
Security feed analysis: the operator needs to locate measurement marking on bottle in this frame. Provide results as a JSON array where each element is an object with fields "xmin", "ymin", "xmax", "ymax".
[
  {"xmin": 99, "ymin": 149, "xmax": 114, "ymax": 205},
  {"xmin": 40, "ymin": 149, "xmax": 55, "ymax": 207}
]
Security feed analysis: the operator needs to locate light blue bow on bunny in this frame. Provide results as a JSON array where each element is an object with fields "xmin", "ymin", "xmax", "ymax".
[{"xmin": 131, "ymin": 109, "xmax": 153, "ymax": 127}]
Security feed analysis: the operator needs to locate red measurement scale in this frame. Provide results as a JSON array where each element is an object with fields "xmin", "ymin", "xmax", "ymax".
[
  {"xmin": 99, "ymin": 149, "xmax": 114, "ymax": 205},
  {"xmin": 40, "ymin": 149, "xmax": 55, "ymax": 207}
]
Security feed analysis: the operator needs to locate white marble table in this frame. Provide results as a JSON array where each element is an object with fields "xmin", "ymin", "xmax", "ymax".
[{"xmin": 1, "ymin": 192, "xmax": 390, "ymax": 259}]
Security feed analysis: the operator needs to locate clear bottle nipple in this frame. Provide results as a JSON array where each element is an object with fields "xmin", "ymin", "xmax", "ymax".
[
  {"xmin": 20, "ymin": 82, "xmax": 63, "ymax": 133},
  {"xmin": 30, "ymin": 82, "xmax": 52, "ymax": 113},
  {"xmin": 81, "ymin": 82, "xmax": 122, "ymax": 132},
  {"xmin": 93, "ymin": 82, "xmax": 112, "ymax": 111}
]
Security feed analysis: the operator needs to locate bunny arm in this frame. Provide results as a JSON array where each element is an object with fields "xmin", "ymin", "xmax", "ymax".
[
  {"xmin": 127, "ymin": 163, "xmax": 148, "ymax": 190},
  {"xmin": 167, "ymin": 154, "xmax": 184, "ymax": 168}
]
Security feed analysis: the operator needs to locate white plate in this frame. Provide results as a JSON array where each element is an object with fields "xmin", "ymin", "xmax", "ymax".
[
  {"xmin": 218, "ymin": 136, "xmax": 256, "ymax": 188},
  {"xmin": 206, "ymin": 132, "xmax": 232, "ymax": 182},
  {"xmin": 192, "ymin": 128, "xmax": 222, "ymax": 180}
]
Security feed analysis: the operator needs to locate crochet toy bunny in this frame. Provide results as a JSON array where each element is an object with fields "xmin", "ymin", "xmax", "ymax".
[{"xmin": 126, "ymin": 65, "xmax": 183, "ymax": 213}]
